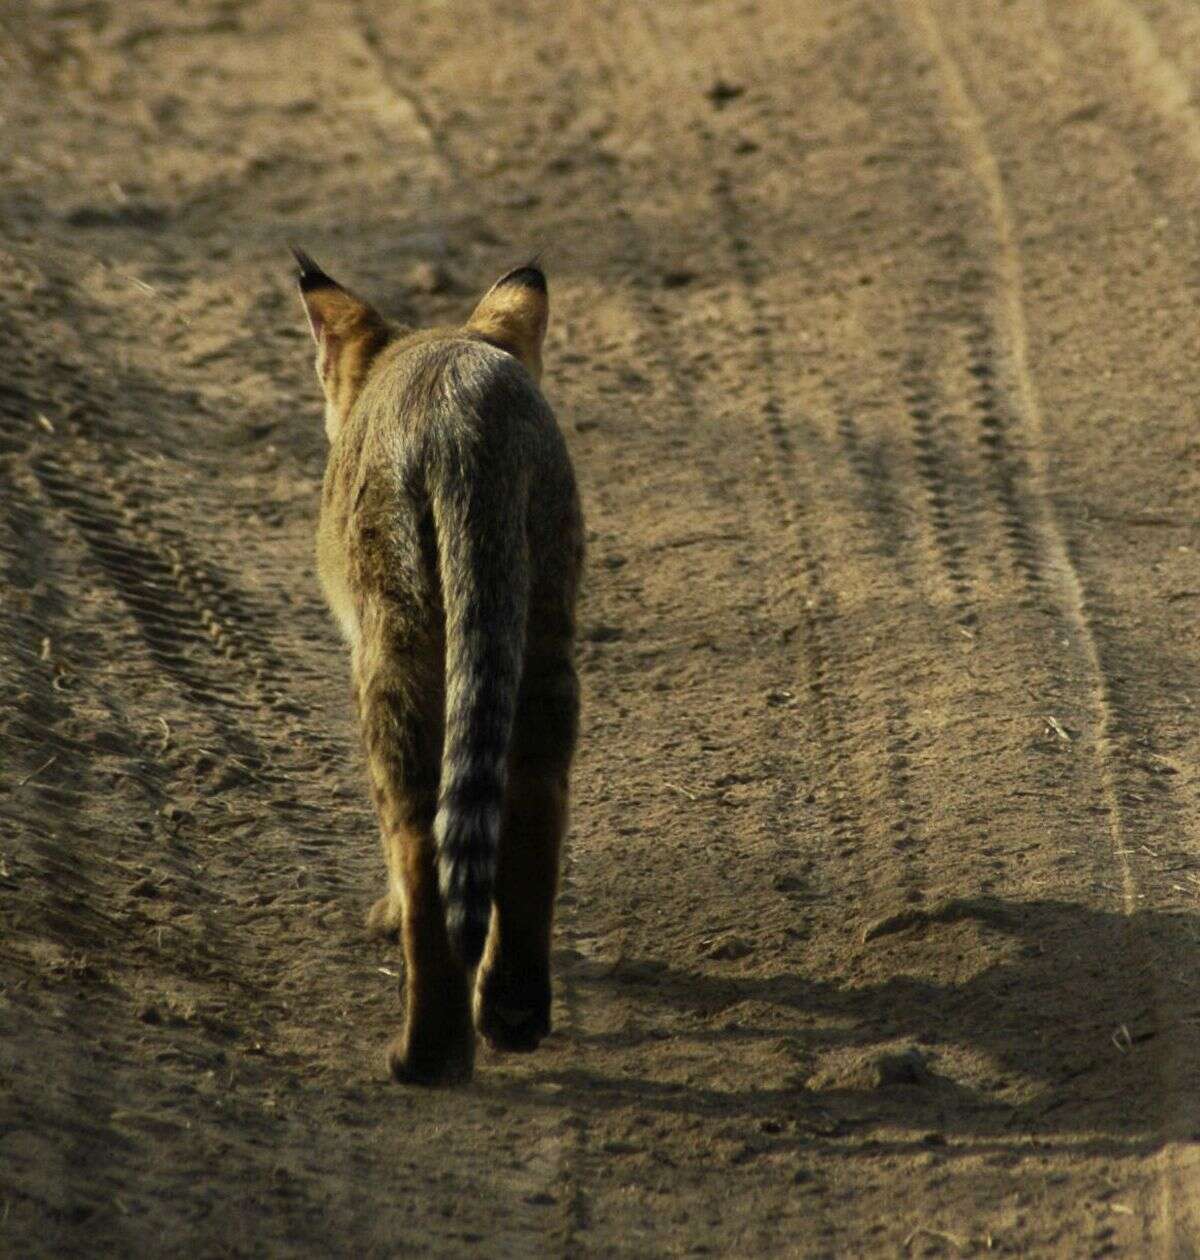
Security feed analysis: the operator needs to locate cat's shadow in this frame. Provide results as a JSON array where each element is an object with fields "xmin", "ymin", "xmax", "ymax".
[{"xmin": 488, "ymin": 895, "xmax": 1199, "ymax": 1154}]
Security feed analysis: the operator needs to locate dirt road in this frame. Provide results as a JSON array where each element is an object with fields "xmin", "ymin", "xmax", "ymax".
[{"xmin": 4, "ymin": 1, "xmax": 1200, "ymax": 1254}]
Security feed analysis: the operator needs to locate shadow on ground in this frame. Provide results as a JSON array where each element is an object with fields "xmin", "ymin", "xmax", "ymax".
[{"xmin": 505, "ymin": 896, "xmax": 1200, "ymax": 1157}]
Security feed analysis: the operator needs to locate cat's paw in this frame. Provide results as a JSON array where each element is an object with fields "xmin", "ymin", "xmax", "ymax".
[
  {"xmin": 365, "ymin": 893, "xmax": 403, "ymax": 941},
  {"xmin": 476, "ymin": 963, "xmax": 551, "ymax": 1053},
  {"xmin": 388, "ymin": 1028, "xmax": 474, "ymax": 1086}
]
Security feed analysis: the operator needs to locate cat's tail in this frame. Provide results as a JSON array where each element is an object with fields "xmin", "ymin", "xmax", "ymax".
[{"xmin": 429, "ymin": 431, "xmax": 530, "ymax": 970}]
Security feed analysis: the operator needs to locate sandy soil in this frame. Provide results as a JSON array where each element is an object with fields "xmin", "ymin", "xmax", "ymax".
[{"xmin": 4, "ymin": 0, "xmax": 1200, "ymax": 1254}]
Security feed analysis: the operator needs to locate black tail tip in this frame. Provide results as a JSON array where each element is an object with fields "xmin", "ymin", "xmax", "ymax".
[
  {"xmin": 494, "ymin": 260, "xmax": 547, "ymax": 294},
  {"xmin": 289, "ymin": 244, "xmax": 335, "ymax": 292}
]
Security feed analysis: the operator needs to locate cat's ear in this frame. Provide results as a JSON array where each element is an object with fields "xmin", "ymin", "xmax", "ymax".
[
  {"xmin": 291, "ymin": 247, "xmax": 384, "ymax": 367},
  {"xmin": 465, "ymin": 263, "xmax": 549, "ymax": 382}
]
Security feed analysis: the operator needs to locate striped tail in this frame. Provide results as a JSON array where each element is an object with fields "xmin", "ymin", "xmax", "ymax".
[{"xmin": 430, "ymin": 465, "xmax": 529, "ymax": 969}]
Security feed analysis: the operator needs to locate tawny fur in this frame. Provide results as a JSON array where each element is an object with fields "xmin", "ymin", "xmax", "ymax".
[{"xmin": 296, "ymin": 253, "xmax": 582, "ymax": 1085}]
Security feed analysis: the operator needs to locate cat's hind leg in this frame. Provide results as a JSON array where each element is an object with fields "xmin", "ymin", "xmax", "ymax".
[
  {"xmin": 357, "ymin": 649, "xmax": 474, "ymax": 1084},
  {"xmin": 476, "ymin": 650, "xmax": 578, "ymax": 1053}
]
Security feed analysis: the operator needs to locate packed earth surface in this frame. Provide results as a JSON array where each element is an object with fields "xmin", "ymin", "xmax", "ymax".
[{"xmin": 5, "ymin": 1, "xmax": 1200, "ymax": 1255}]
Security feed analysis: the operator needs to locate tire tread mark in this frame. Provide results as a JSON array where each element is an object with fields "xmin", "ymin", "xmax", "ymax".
[
  {"xmin": 901, "ymin": 350, "xmax": 979, "ymax": 626},
  {"xmin": 833, "ymin": 398, "xmax": 919, "ymax": 578},
  {"xmin": 1087, "ymin": 0, "xmax": 1200, "ymax": 164},
  {"xmin": 31, "ymin": 442, "xmax": 346, "ymax": 772},
  {"xmin": 0, "ymin": 464, "xmax": 193, "ymax": 963},
  {"xmin": 29, "ymin": 450, "xmax": 291, "ymax": 779},
  {"xmin": 711, "ymin": 169, "xmax": 866, "ymax": 858},
  {"xmin": 350, "ymin": 1, "xmax": 462, "ymax": 184},
  {"xmin": 902, "ymin": 0, "xmax": 1181, "ymax": 1237},
  {"xmin": 901, "ymin": 0, "xmax": 1130, "ymax": 899},
  {"xmin": 962, "ymin": 322, "xmax": 1046, "ymax": 600}
]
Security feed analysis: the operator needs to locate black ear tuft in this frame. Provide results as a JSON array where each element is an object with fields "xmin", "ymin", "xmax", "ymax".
[
  {"xmin": 290, "ymin": 245, "xmax": 336, "ymax": 293},
  {"xmin": 493, "ymin": 260, "xmax": 547, "ymax": 294}
]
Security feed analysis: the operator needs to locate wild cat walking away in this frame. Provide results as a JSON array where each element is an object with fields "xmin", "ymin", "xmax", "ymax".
[{"xmin": 294, "ymin": 252, "xmax": 583, "ymax": 1084}]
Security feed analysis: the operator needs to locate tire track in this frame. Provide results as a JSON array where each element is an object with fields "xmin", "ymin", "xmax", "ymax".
[
  {"xmin": 688, "ymin": 13, "xmax": 1008, "ymax": 928},
  {"xmin": 4, "ymin": 429, "xmax": 366, "ymax": 1240},
  {"xmin": 604, "ymin": 200, "xmax": 831, "ymax": 931},
  {"xmin": 963, "ymin": 319, "xmax": 1047, "ymax": 604},
  {"xmin": 900, "ymin": 240, "xmax": 1044, "ymax": 621},
  {"xmin": 2, "ymin": 463, "xmax": 152, "ymax": 937},
  {"xmin": 0, "ymin": 456, "xmax": 258, "ymax": 1233},
  {"xmin": 900, "ymin": 0, "xmax": 1176, "ymax": 1237},
  {"xmin": 28, "ymin": 440, "xmax": 349, "ymax": 779},
  {"xmin": 1087, "ymin": 0, "xmax": 1200, "ymax": 164},
  {"xmin": 900, "ymin": 0, "xmax": 1133, "ymax": 921},
  {"xmin": 1049, "ymin": 0, "xmax": 1200, "ymax": 853},
  {"xmin": 1038, "ymin": 3, "xmax": 1200, "ymax": 1246},
  {"xmin": 23, "ymin": 432, "xmax": 371, "ymax": 935},
  {"xmin": 0, "ymin": 275, "xmax": 370, "ymax": 805},
  {"xmin": 710, "ymin": 167, "xmax": 885, "ymax": 867},
  {"xmin": 31, "ymin": 449, "xmax": 277, "ymax": 765},
  {"xmin": 900, "ymin": 348, "xmax": 978, "ymax": 627},
  {"xmin": 1034, "ymin": 0, "xmax": 1200, "ymax": 875},
  {"xmin": 1, "ymin": 453, "xmax": 267, "ymax": 975},
  {"xmin": 349, "ymin": 0, "xmax": 462, "ymax": 186},
  {"xmin": 831, "ymin": 393, "xmax": 916, "ymax": 577}
]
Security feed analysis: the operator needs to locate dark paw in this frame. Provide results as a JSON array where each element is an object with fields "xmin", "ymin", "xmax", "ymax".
[
  {"xmin": 388, "ymin": 1032, "xmax": 474, "ymax": 1086},
  {"xmin": 477, "ymin": 966, "xmax": 551, "ymax": 1053}
]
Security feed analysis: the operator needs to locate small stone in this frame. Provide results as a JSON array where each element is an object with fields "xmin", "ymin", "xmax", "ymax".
[
  {"xmin": 406, "ymin": 260, "xmax": 453, "ymax": 295},
  {"xmin": 661, "ymin": 269, "xmax": 696, "ymax": 289},
  {"xmin": 705, "ymin": 79, "xmax": 745, "ymax": 108}
]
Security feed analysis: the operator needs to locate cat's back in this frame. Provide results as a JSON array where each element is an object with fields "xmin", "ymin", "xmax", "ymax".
[
  {"xmin": 356, "ymin": 332, "xmax": 563, "ymax": 466},
  {"xmin": 318, "ymin": 333, "xmax": 576, "ymax": 614},
  {"xmin": 339, "ymin": 333, "xmax": 576, "ymax": 534}
]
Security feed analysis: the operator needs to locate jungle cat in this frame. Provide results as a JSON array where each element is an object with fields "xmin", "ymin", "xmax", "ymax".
[{"xmin": 294, "ymin": 250, "xmax": 583, "ymax": 1085}]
